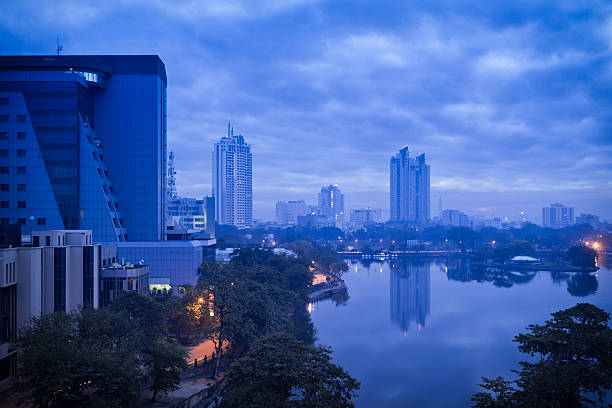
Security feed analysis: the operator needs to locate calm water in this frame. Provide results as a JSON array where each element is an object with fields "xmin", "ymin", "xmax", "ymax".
[{"xmin": 309, "ymin": 257, "xmax": 612, "ymax": 407}]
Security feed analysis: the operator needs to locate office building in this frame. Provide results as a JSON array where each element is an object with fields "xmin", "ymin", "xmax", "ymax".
[
  {"xmin": 213, "ymin": 122, "xmax": 252, "ymax": 227},
  {"xmin": 390, "ymin": 147, "xmax": 430, "ymax": 225},
  {"xmin": 542, "ymin": 203, "xmax": 575, "ymax": 229},
  {"xmin": 100, "ymin": 261, "xmax": 149, "ymax": 307},
  {"xmin": 275, "ymin": 200, "xmax": 308, "ymax": 225},
  {"xmin": 166, "ymin": 196, "xmax": 215, "ymax": 238},
  {"xmin": 114, "ymin": 239, "xmax": 215, "ymax": 295},
  {"xmin": 318, "ymin": 185, "xmax": 344, "ymax": 228},
  {"xmin": 576, "ymin": 213, "xmax": 600, "ymax": 229},
  {"xmin": 349, "ymin": 207, "xmax": 382, "ymax": 229},
  {"xmin": 441, "ymin": 209, "xmax": 470, "ymax": 227},
  {"xmin": 0, "ymin": 55, "xmax": 167, "ymax": 242}
]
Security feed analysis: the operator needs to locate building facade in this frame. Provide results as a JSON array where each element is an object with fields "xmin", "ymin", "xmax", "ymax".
[
  {"xmin": 275, "ymin": 200, "xmax": 308, "ymax": 225},
  {"xmin": 100, "ymin": 262, "xmax": 149, "ymax": 307},
  {"xmin": 390, "ymin": 147, "xmax": 430, "ymax": 225},
  {"xmin": 349, "ymin": 207, "xmax": 382, "ymax": 229},
  {"xmin": 212, "ymin": 123, "xmax": 252, "ymax": 227},
  {"xmin": 441, "ymin": 209, "xmax": 470, "ymax": 227},
  {"xmin": 0, "ymin": 55, "xmax": 167, "ymax": 242},
  {"xmin": 166, "ymin": 196, "xmax": 215, "ymax": 238},
  {"xmin": 542, "ymin": 203, "xmax": 575, "ymax": 229},
  {"xmin": 318, "ymin": 185, "xmax": 344, "ymax": 228}
]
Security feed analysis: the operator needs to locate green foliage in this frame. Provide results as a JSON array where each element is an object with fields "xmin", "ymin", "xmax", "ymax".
[
  {"xmin": 221, "ymin": 333, "xmax": 360, "ymax": 408},
  {"xmin": 472, "ymin": 303, "xmax": 612, "ymax": 408},
  {"xmin": 149, "ymin": 339, "xmax": 188, "ymax": 401},
  {"xmin": 567, "ymin": 245, "xmax": 598, "ymax": 268},
  {"xmin": 471, "ymin": 377, "xmax": 516, "ymax": 408},
  {"xmin": 18, "ymin": 293, "xmax": 187, "ymax": 408}
]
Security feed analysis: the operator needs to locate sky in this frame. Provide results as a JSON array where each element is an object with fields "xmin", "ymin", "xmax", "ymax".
[{"xmin": 1, "ymin": 0, "xmax": 611, "ymax": 222}]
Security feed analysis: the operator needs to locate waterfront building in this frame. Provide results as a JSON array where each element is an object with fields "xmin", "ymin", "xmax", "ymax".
[
  {"xmin": 113, "ymin": 239, "xmax": 215, "ymax": 295},
  {"xmin": 441, "ymin": 209, "xmax": 470, "ymax": 227},
  {"xmin": 390, "ymin": 147, "xmax": 430, "ymax": 225},
  {"xmin": 0, "ymin": 55, "xmax": 168, "ymax": 242},
  {"xmin": 275, "ymin": 200, "xmax": 308, "ymax": 225},
  {"xmin": 318, "ymin": 185, "xmax": 344, "ymax": 228},
  {"xmin": 542, "ymin": 203, "xmax": 575, "ymax": 229},
  {"xmin": 349, "ymin": 207, "xmax": 382, "ymax": 229},
  {"xmin": 389, "ymin": 261, "xmax": 430, "ymax": 333},
  {"xmin": 212, "ymin": 122, "xmax": 252, "ymax": 227}
]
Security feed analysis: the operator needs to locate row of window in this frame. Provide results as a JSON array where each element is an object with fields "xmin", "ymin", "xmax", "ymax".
[
  {"xmin": 4, "ymin": 261, "xmax": 16, "ymax": 284},
  {"xmin": 1, "ymin": 200, "xmax": 28, "ymax": 208},
  {"xmin": 0, "ymin": 132, "xmax": 26, "ymax": 140},
  {"xmin": 0, "ymin": 167, "xmax": 27, "ymax": 174},
  {"xmin": 0, "ymin": 115, "xmax": 27, "ymax": 123},
  {"xmin": 0, "ymin": 217, "xmax": 46, "ymax": 225},
  {"xmin": 1, "ymin": 184, "xmax": 26, "ymax": 191},
  {"xmin": 0, "ymin": 149, "xmax": 26, "ymax": 157}
]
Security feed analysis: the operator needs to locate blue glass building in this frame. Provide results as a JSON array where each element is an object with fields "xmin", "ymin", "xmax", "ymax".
[{"xmin": 0, "ymin": 55, "xmax": 167, "ymax": 242}]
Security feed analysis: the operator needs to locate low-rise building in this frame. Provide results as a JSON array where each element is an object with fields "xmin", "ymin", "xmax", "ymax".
[{"xmin": 100, "ymin": 261, "xmax": 149, "ymax": 307}]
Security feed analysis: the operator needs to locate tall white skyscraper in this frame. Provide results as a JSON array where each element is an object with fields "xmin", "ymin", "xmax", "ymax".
[
  {"xmin": 213, "ymin": 122, "xmax": 253, "ymax": 227},
  {"xmin": 318, "ymin": 184, "xmax": 344, "ymax": 227},
  {"xmin": 390, "ymin": 147, "xmax": 430, "ymax": 225}
]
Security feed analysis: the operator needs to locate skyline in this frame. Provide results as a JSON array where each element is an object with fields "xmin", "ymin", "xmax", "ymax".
[{"xmin": 1, "ymin": 0, "xmax": 611, "ymax": 222}]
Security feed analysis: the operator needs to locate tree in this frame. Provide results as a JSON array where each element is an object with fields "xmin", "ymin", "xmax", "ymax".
[
  {"xmin": 149, "ymin": 339, "xmax": 188, "ymax": 401},
  {"xmin": 472, "ymin": 303, "xmax": 612, "ymax": 407},
  {"xmin": 567, "ymin": 245, "xmax": 598, "ymax": 268},
  {"xmin": 220, "ymin": 333, "xmax": 360, "ymax": 408}
]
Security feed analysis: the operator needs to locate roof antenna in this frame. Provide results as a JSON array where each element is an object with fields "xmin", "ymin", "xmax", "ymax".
[
  {"xmin": 56, "ymin": 38, "xmax": 63, "ymax": 55},
  {"xmin": 227, "ymin": 117, "xmax": 231, "ymax": 137}
]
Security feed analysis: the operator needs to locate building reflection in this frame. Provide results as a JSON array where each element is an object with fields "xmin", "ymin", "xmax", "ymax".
[{"xmin": 389, "ymin": 261, "xmax": 430, "ymax": 334}]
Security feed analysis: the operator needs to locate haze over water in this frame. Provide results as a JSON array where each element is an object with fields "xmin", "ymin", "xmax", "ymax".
[{"xmin": 309, "ymin": 258, "xmax": 612, "ymax": 407}]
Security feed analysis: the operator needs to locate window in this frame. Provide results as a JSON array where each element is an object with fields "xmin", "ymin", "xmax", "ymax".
[
  {"xmin": 0, "ymin": 132, "xmax": 8, "ymax": 140},
  {"xmin": 0, "ymin": 150, "xmax": 8, "ymax": 157},
  {"xmin": 38, "ymin": 218, "xmax": 46, "ymax": 225},
  {"xmin": 17, "ymin": 149, "xmax": 26, "ymax": 157},
  {"xmin": 0, "ymin": 201, "xmax": 8, "ymax": 208},
  {"xmin": 17, "ymin": 167, "xmax": 25, "ymax": 174},
  {"xmin": 46, "ymin": 236, "xmax": 50, "ymax": 246},
  {"xmin": 17, "ymin": 132, "xmax": 26, "ymax": 140},
  {"xmin": 0, "ymin": 115, "xmax": 8, "ymax": 123},
  {"xmin": 18, "ymin": 201, "xmax": 26, "ymax": 208},
  {"xmin": 17, "ymin": 184, "xmax": 25, "ymax": 191},
  {"xmin": 0, "ymin": 184, "xmax": 8, "ymax": 191},
  {"xmin": 0, "ymin": 218, "xmax": 8, "ymax": 225},
  {"xmin": 0, "ymin": 98, "xmax": 8, "ymax": 105},
  {"xmin": 0, "ymin": 167, "xmax": 8, "ymax": 174},
  {"xmin": 17, "ymin": 218, "xmax": 26, "ymax": 225},
  {"xmin": 17, "ymin": 115, "xmax": 26, "ymax": 123}
]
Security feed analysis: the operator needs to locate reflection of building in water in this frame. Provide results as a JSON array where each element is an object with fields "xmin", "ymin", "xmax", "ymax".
[{"xmin": 390, "ymin": 261, "xmax": 430, "ymax": 333}]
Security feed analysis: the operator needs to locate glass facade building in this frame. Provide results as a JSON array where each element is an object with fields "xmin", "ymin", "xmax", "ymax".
[
  {"xmin": 0, "ymin": 55, "xmax": 167, "ymax": 242},
  {"xmin": 390, "ymin": 147, "xmax": 430, "ymax": 225}
]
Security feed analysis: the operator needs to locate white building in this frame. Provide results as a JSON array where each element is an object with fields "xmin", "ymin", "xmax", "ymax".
[
  {"xmin": 542, "ymin": 203, "xmax": 575, "ymax": 229},
  {"xmin": 212, "ymin": 122, "xmax": 252, "ymax": 227},
  {"xmin": 276, "ymin": 200, "xmax": 308, "ymax": 225},
  {"xmin": 390, "ymin": 147, "xmax": 430, "ymax": 225},
  {"xmin": 350, "ymin": 208, "xmax": 382, "ymax": 228}
]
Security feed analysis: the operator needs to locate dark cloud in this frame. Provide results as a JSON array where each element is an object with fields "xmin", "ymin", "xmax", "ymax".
[{"xmin": 1, "ymin": 0, "xmax": 611, "ymax": 221}]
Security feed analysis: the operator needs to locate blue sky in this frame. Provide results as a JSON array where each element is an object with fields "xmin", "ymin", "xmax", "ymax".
[{"xmin": 1, "ymin": 0, "xmax": 611, "ymax": 222}]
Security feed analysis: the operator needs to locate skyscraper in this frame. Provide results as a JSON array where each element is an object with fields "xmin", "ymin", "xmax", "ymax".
[
  {"xmin": 213, "ymin": 122, "xmax": 252, "ymax": 227},
  {"xmin": 0, "ymin": 55, "xmax": 167, "ymax": 242},
  {"xmin": 542, "ymin": 203, "xmax": 575, "ymax": 229},
  {"xmin": 390, "ymin": 147, "xmax": 430, "ymax": 225},
  {"xmin": 318, "ymin": 184, "xmax": 344, "ymax": 228}
]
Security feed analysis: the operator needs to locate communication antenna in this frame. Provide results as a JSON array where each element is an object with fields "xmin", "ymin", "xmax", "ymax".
[{"xmin": 56, "ymin": 38, "xmax": 63, "ymax": 55}]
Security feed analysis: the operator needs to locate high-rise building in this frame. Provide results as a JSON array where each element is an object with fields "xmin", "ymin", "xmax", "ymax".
[
  {"xmin": 0, "ymin": 55, "xmax": 167, "ymax": 242},
  {"xmin": 390, "ymin": 147, "xmax": 430, "ymax": 225},
  {"xmin": 212, "ymin": 122, "xmax": 252, "ymax": 227},
  {"xmin": 542, "ymin": 203, "xmax": 575, "ymax": 229},
  {"xmin": 318, "ymin": 184, "xmax": 344, "ymax": 227},
  {"xmin": 275, "ymin": 200, "xmax": 308, "ymax": 225},
  {"xmin": 441, "ymin": 209, "xmax": 470, "ymax": 227}
]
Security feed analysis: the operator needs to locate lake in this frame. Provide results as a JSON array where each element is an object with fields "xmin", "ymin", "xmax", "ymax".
[{"xmin": 309, "ymin": 257, "xmax": 612, "ymax": 407}]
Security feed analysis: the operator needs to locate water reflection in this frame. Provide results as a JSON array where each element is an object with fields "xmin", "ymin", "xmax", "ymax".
[
  {"xmin": 389, "ymin": 261, "xmax": 430, "ymax": 333},
  {"xmin": 442, "ymin": 257, "xmax": 599, "ymax": 296}
]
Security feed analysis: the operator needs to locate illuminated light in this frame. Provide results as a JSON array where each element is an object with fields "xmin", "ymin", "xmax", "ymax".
[
  {"xmin": 592, "ymin": 242, "xmax": 601, "ymax": 250},
  {"xmin": 307, "ymin": 303, "xmax": 314, "ymax": 313},
  {"xmin": 198, "ymin": 297, "xmax": 204, "ymax": 303},
  {"xmin": 445, "ymin": 267, "xmax": 448, "ymax": 273},
  {"xmin": 209, "ymin": 310, "xmax": 215, "ymax": 317}
]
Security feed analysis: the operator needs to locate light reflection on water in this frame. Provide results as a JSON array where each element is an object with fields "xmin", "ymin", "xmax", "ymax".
[{"xmin": 309, "ymin": 258, "xmax": 612, "ymax": 408}]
